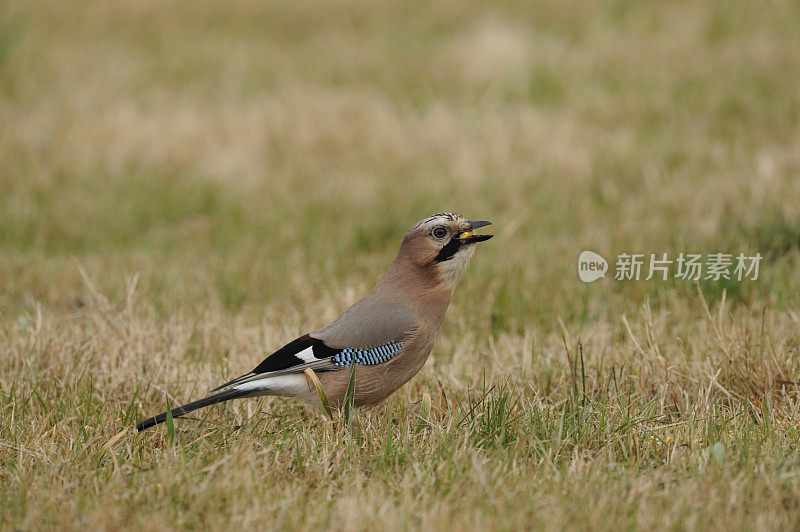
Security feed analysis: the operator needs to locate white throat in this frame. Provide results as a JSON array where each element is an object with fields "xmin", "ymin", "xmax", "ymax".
[{"xmin": 436, "ymin": 245, "xmax": 476, "ymax": 290}]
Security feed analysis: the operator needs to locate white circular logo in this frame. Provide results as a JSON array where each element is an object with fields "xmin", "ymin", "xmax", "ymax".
[{"xmin": 578, "ymin": 251, "xmax": 608, "ymax": 282}]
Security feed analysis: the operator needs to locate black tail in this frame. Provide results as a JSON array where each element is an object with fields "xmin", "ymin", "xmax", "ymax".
[{"xmin": 136, "ymin": 388, "xmax": 253, "ymax": 431}]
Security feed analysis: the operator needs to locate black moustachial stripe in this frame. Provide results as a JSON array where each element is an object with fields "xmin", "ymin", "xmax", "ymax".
[{"xmin": 434, "ymin": 236, "xmax": 462, "ymax": 262}]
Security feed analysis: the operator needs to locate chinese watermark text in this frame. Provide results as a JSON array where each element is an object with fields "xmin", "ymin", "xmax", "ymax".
[{"xmin": 578, "ymin": 251, "xmax": 762, "ymax": 283}]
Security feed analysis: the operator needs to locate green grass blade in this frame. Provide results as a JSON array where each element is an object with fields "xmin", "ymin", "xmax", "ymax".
[
  {"xmin": 165, "ymin": 399, "xmax": 175, "ymax": 445},
  {"xmin": 342, "ymin": 362, "xmax": 357, "ymax": 427}
]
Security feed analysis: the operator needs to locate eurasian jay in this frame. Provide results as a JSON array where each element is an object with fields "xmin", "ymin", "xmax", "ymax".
[{"xmin": 136, "ymin": 213, "xmax": 492, "ymax": 431}]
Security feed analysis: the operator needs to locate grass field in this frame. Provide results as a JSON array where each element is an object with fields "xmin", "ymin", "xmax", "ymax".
[{"xmin": 2, "ymin": 0, "xmax": 800, "ymax": 529}]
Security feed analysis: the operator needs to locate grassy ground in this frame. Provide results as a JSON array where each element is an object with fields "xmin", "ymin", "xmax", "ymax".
[{"xmin": 2, "ymin": 0, "xmax": 800, "ymax": 529}]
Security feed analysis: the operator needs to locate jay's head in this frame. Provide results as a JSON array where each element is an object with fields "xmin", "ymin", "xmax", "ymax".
[{"xmin": 400, "ymin": 213, "xmax": 493, "ymax": 287}]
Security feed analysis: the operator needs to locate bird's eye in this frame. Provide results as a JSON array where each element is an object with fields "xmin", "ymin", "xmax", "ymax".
[{"xmin": 432, "ymin": 227, "xmax": 447, "ymax": 239}]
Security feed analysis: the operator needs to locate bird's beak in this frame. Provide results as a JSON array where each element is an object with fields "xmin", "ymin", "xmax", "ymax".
[{"xmin": 455, "ymin": 220, "xmax": 493, "ymax": 243}]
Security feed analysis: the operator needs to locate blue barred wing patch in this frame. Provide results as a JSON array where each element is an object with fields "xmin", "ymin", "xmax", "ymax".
[{"xmin": 331, "ymin": 341, "xmax": 405, "ymax": 367}]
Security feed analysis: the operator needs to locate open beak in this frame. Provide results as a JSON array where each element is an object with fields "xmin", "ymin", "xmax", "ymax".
[{"xmin": 455, "ymin": 220, "xmax": 493, "ymax": 243}]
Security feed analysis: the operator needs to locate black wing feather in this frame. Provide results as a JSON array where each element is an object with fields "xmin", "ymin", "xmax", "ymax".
[
  {"xmin": 210, "ymin": 334, "xmax": 342, "ymax": 392},
  {"xmin": 136, "ymin": 387, "xmax": 255, "ymax": 431}
]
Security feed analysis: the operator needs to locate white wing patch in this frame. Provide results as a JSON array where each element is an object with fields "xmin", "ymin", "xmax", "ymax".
[{"xmin": 293, "ymin": 346, "xmax": 318, "ymax": 365}]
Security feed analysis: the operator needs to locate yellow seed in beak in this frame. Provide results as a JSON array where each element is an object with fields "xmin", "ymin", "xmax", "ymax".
[{"xmin": 458, "ymin": 230, "xmax": 474, "ymax": 238}]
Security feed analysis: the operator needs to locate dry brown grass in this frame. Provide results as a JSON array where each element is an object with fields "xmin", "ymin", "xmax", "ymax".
[{"xmin": 2, "ymin": 0, "xmax": 800, "ymax": 529}]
